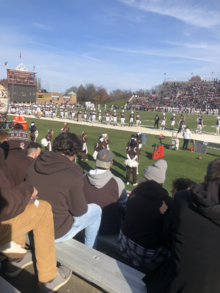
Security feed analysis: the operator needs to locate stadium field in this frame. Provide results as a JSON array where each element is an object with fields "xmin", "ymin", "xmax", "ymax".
[{"xmin": 7, "ymin": 115, "xmax": 220, "ymax": 194}]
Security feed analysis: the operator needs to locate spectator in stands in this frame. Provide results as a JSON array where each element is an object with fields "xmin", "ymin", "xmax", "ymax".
[
  {"xmin": 170, "ymin": 178, "xmax": 196, "ymax": 198},
  {"xmin": 83, "ymin": 149, "xmax": 127, "ymax": 235},
  {"xmin": 118, "ymin": 160, "xmax": 172, "ymax": 267},
  {"xmin": 182, "ymin": 127, "xmax": 192, "ymax": 150},
  {"xmin": 0, "ymin": 150, "xmax": 71, "ymax": 292},
  {"xmin": 0, "ymin": 124, "xmax": 34, "ymax": 187},
  {"xmin": 144, "ymin": 158, "xmax": 220, "ymax": 293},
  {"xmin": 26, "ymin": 142, "xmax": 42, "ymax": 159},
  {"xmin": 25, "ymin": 132, "xmax": 102, "ymax": 249}
]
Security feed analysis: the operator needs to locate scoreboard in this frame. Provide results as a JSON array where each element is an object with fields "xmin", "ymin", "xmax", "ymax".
[
  {"xmin": 7, "ymin": 69, "xmax": 36, "ymax": 87},
  {"xmin": 7, "ymin": 69, "xmax": 36, "ymax": 102}
]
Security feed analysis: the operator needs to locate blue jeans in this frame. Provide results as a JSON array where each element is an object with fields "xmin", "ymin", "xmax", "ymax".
[{"xmin": 55, "ymin": 204, "xmax": 102, "ymax": 249}]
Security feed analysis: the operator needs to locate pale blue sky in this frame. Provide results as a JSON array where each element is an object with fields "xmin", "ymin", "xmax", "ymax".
[{"xmin": 0, "ymin": 0, "xmax": 219, "ymax": 93}]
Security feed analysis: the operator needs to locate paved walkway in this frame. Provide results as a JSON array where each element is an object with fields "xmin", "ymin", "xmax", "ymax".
[{"xmin": 9, "ymin": 114, "xmax": 220, "ymax": 144}]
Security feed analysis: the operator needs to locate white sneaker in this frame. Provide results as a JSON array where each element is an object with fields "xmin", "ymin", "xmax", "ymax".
[
  {"xmin": 0, "ymin": 241, "xmax": 27, "ymax": 258},
  {"xmin": 127, "ymin": 182, "xmax": 129, "ymax": 185},
  {"xmin": 133, "ymin": 183, "xmax": 138, "ymax": 186}
]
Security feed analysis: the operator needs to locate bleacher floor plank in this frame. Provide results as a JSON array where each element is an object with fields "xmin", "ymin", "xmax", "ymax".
[
  {"xmin": 0, "ymin": 276, "xmax": 21, "ymax": 293},
  {"xmin": 55, "ymin": 240, "xmax": 147, "ymax": 293}
]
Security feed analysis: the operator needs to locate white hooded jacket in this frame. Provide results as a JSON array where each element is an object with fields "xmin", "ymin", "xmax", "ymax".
[{"xmin": 182, "ymin": 128, "xmax": 192, "ymax": 139}]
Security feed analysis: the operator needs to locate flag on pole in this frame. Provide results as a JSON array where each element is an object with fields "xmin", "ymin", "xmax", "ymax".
[
  {"xmin": 212, "ymin": 72, "xmax": 214, "ymax": 74},
  {"xmin": 164, "ymin": 73, "xmax": 166, "ymax": 75},
  {"xmin": 19, "ymin": 52, "xmax": 21, "ymax": 58},
  {"xmin": 33, "ymin": 66, "xmax": 35, "ymax": 71},
  {"xmin": 191, "ymin": 72, "xmax": 193, "ymax": 75},
  {"xmin": 3, "ymin": 62, "xmax": 8, "ymax": 67}
]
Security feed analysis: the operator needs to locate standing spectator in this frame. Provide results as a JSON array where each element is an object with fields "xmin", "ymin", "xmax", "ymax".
[
  {"xmin": 144, "ymin": 158, "xmax": 220, "ymax": 293},
  {"xmin": 182, "ymin": 127, "xmax": 192, "ymax": 150},
  {"xmin": 118, "ymin": 160, "xmax": 172, "ymax": 267},
  {"xmin": 154, "ymin": 113, "xmax": 159, "ymax": 129},
  {"xmin": 83, "ymin": 149, "xmax": 127, "ymax": 235},
  {"xmin": 26, "ymin": 132, "xmax": 102, "ymax": 249}
]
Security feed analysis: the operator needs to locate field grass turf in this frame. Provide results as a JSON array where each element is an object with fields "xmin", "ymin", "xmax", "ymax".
[{"xmin": 7, "ymin": 114, "xmax": 219, "ymax": 195}]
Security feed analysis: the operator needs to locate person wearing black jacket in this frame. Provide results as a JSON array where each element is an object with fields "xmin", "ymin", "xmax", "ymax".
[
  {"xmin": 118, "ymin": 160, "xmax": 173, "ymax": 267},
  {"xmin": 144, "ymin": 158, "xmax": 220, "ymax": 293}
]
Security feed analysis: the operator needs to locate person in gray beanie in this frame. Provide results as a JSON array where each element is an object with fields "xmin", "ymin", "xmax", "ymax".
[{"xmin": 117, "ymin": 159, "xmax": 173, "ymax": 267}]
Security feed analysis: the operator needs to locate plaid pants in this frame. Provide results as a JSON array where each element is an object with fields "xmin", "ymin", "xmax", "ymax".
[{"xmin": 117, "ymin": 229, "xmax": 169, "ymax": 267}]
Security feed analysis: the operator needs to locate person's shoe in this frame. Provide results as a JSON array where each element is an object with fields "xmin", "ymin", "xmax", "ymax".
[
  {"xmin": 37, "ymin": 266, "xmax": 72, "ymax": 293},
  {"xmin": 127, "ymin": 182, "xmax": 129, "ymax": 185},
  {"xmin": 0, "ymin": 241, "xmax": 27, "ymax": 258},
  {"xmin": 6, "ymin": 250, "xmax": 34, "ymax": 278},
  {"xmin": 133, "ymin": 183, "xmax": 138, "ymax": 186}
]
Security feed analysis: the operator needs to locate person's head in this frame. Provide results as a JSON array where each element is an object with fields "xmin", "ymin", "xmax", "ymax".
[
  {"xmin": 26, "ymin": 142, "xmax": 42, "ymax": 159},
  {"xmin": 52, "ymin": 132, "xmax": 82, "ymax": 161},
  {"xmin": 0, "ymin": 130, "xmax": 8, "ymax": 143},
  {"xmin": 141, "ymin": 160, "xmax": 168, "ymax": 185},
  {"xmin": 131, "ymin": 134, "xmax": 135, "ymax": 139},
  {"xmin": 206, "ymin": 159, "xmax": 220, "ymax": 182},
  {"xmin": 136, "ymin": 132, "xmax": 141, "ymax": 137},
  {"xmin": 48, "ymin": 129, "xmax": 54, "ymax": 135},
  {"xmin": 171, "ymin": 178, "xmax": 197, "ymax": 198},
  {"xmin": 129, "ymin": 139, "xmax": 137, "ymax": 147},
  {"xmin": 64, "ymin": 123, "xmax": 68, "ymax": 129},
  {"xmin": 8, "ymin": 123, "xmax": 30, "ymax": 151},
  {"xmin": 95, "ymin": 149, "xmax": 113, "ymax": 170}
]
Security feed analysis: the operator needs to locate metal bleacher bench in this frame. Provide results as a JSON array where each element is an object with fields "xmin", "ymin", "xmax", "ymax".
[
  {"xmin": 0, "ymin": 276, "xmax": 21, "ymax": 293},
  {"xmin": 26, "ymin": 234, "xmax": 147, "ymax": 293}
]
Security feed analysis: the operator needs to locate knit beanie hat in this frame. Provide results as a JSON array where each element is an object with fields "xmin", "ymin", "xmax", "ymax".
[
  {"xmin": 8, "ymin": 123, "xmax": 30, "ymax": 150},
  {"xmin": 143, "ymin": 160, "xmax": 167, "ymax": 184}
]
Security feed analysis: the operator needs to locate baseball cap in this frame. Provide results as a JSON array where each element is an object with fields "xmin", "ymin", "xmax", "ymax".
[{"xmin": 96, "ymin": 149, "xmax": 113, "ymax": 169}]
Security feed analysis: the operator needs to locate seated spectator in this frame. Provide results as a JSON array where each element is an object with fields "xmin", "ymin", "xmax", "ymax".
[
  {"xmin": 26, "ymin": 142, "xmax": 42, "ymax": 159},
  {"xmin": 25, "ymin": 132, "xmax": 102, "ymax": 248},
  {"xmin": 0, "ymin": 150, "xmax": 71, "ymax": 292},
  {"xmin": 83, "ymin": 149, "xmax": 127, "ymax": 235},
  {"xmin": 144, "ymin": 158, "xmax": 220, "ymax": 293},
  {"xmin": 170, "ymin": 178, "xmax": 196, "ymax": 198},
  {"xmin": 118, "ymin": 160, "xmax": 173, "ymax": 267},
  {"xmin": 1, "ymin": 124, "xmax": 34, "ymax": 186}
]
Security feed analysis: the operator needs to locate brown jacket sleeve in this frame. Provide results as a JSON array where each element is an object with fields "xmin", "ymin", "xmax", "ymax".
[{"xmin": 0, "ymin": 170, "xmax": 33, "ymax": 222}]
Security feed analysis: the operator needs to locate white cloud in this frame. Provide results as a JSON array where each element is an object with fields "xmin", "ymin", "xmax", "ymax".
[
  {"xmin": 33, "ymin": 23, "xmax": 53, "ymax": 31},
  {"xmin": 97, "ymin": 45, "xmax": 219, "ymax": 63},
  {"xmin": 118, "ymin": 0, "xmax": 220, "ymax": 28}
]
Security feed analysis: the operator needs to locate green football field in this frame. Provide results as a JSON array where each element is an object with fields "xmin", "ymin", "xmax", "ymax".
[{"xmin": 7, "ymin": 114, "xmax": 220, "ymax": 195}]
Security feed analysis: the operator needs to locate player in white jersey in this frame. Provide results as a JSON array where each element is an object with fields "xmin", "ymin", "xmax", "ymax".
[
  {"xmin": 215, "ymin": 117, "xmax": 220, "ymax": 135},
  {"xmin": 161, "ymin": 113, "xmax": 166, "ymax": 130}
]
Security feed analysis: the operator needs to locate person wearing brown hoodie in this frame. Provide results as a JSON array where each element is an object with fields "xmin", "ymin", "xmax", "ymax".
[
  {"xmin": 0, "ymin": 148, "xmax": 72, "ymax": 292},
  {"xmin": 25, "ymin": 132, "xmax": 102, "ymax": 248},
  {"xmin": 1, "ymin": 123, "xmax": 35, "ymax": 187}
]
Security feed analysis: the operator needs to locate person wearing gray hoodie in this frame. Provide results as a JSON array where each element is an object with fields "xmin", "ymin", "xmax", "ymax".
[{"xmin": 83, "ymin": 149, "xmax": 127, "ymax": 235}]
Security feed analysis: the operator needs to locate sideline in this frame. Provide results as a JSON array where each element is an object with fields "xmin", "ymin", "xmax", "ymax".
[{"xmin": 8, "ymin": 114, "xmax": 220, "ymax": 144}]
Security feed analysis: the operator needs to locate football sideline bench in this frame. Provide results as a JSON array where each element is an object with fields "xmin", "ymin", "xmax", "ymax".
[{"xmin": 26, "ymin": 234, "xmax": 147, "ymax": 293}]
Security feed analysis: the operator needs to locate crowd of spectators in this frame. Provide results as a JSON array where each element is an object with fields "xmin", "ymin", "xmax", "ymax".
[
  {"xmin": 1, "ymin": 125, "xmax": 220, "ymax": 293},
  {"xmin": 127, "ymin": 80, "xmax": 220, "ymax": 113}
]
